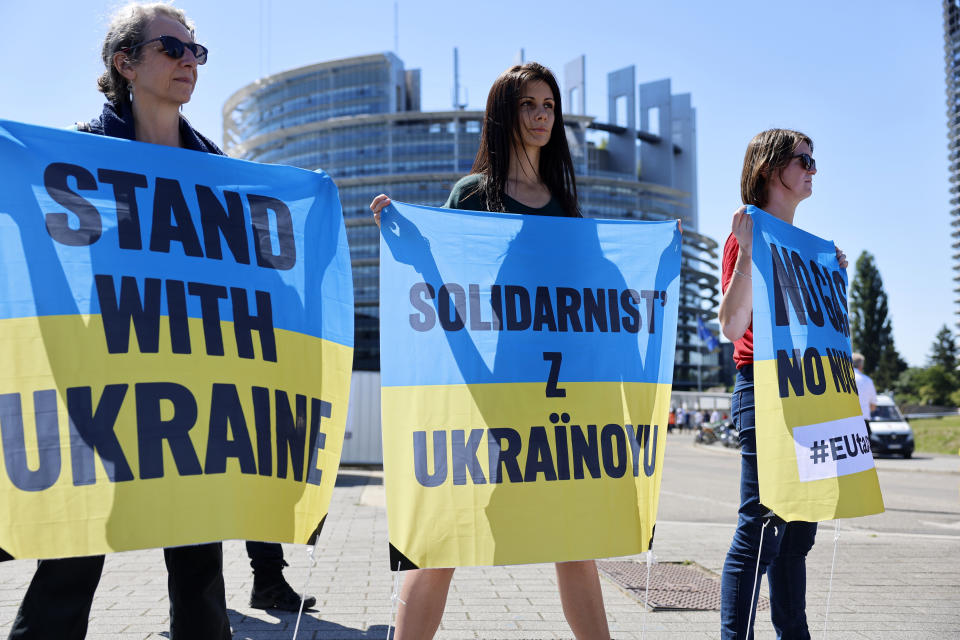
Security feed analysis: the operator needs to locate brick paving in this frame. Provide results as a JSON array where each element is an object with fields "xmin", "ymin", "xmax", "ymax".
[{"xmin": 1, "ymin": 433, "xmax": 958, "ymax": 639}]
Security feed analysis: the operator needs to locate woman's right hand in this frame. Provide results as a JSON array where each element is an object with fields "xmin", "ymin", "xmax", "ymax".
[
  {"xmin": 731, "ymin": 205, "xmax": 751, "ymax": 257},
  {"xmin": 369, "ymin": 194, "xmax": 391, "ymax": 228},
  {"xmin": 719, "ymin": 205, "xmax": 753, "ymax": 342}
]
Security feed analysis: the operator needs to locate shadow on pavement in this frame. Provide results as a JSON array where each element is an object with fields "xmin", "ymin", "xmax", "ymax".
[
  {"xmin": 335, "ymin": 471, "xmax": 384, "ymax": 488},
  {"xmin": 177, "ymin": 610, "xmax": 395, "ymax": 639}
]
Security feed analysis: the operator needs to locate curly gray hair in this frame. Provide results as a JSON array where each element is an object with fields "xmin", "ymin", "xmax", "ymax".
[{"xmin": 97, "ymin": 2, "xmax": 195, "ymax": 107}]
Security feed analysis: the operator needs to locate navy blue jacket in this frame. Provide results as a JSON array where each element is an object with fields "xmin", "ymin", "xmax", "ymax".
[{"xmin": 79, "ymin": 101, "xmax": 224, "ymax": 156}]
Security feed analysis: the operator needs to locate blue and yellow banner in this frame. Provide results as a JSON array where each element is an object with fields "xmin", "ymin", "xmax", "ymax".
[
  {"xmin": 379, "ymin": 202, "xmax": 680, "ymax": 568},
  {"xmin": 0, "ymin": 120, "xmax": 354, "ymax": 559},
  {"xmin": 750, "ymin": 206, "xmax": 883, "ymax": 521}
]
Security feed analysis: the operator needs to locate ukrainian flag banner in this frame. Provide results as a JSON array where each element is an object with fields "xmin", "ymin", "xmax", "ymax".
[
  {"xmin": 750, "ymin": 206, "xmax": 883, "ymax": 521},
  {"xmin": 379, "ymin": 202, "xmax": 680, "ymax": 568},
  {"xmin": 0, "ymin": 121, "xmax": 354, "ymax": 560}
]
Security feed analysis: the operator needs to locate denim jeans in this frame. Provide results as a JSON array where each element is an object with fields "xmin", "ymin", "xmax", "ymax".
[{"xmin": 720, "ymin": 365, "xmax": 818, "ymax": 640}]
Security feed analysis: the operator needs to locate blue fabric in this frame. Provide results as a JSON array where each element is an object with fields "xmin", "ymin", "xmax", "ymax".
[
  {"xmin": 720, "ymin": 366, "xmax": 818, "ymax": 640},
  {"xmin": 379, "ymin": 201, "xmax": 681, "ymax": 387},
  {"xmin": 0, "ymin": 118, "xmax": 353, "ymax": 347},
  {"xmin": 697, "ymin": 315, "xmax": 720, "ymax": 351},
  {"xmin": 746, "ymin": 205, "xmax": 847, "ymax": 364}
]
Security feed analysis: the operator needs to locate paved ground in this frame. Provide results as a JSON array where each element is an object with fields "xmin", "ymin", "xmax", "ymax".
[{"xmin": 1, "ymin": 432, "xmax": 958, "ymax": 639}]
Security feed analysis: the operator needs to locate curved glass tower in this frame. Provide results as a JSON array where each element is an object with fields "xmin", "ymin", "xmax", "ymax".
[
  {"xmin": 946, "ymin": 0, "xmax": 960, "ymax": 329},
  {"xmin": 224, "ymin": 53, "xmax": 722, "ymax": 388}
]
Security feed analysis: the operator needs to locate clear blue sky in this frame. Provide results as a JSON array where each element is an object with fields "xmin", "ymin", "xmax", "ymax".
[{"xmin": 0, "ymin": 0, "xmax": 948, "ymax": 368}]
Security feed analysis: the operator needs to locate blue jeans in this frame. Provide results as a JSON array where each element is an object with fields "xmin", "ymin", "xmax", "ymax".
[{"xmin": 720, "ymin": 365, "xmax": 817, "ymax": 640}]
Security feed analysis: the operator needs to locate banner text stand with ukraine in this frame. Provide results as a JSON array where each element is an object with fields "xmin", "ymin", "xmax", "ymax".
[{"xmin": 0, "ymin": 121, "xmax": 354, "ymax": 559}]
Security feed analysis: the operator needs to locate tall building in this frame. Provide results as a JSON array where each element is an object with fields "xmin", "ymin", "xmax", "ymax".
[
  {"xmin": 946, "ymin": 0, "xmax": 960, "ymax": 329},
  {"xmin": 223, "ymin": 52, "xmax": 721, "ymax": 389}
]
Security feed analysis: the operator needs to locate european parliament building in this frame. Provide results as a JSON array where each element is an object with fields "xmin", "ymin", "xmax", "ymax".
[
  {"xmin": 946, "ymin": 0, "xmax": 960, "ymax": 329},
  {"xmin": 223, "ymin": 53, "xmax": 721, "ymax": 389}
]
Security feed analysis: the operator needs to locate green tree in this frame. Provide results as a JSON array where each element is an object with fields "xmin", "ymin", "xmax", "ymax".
[
  {"xmin": 895, "ymin": 365, "xmax": 957, "ymax": 406},
  {"xmin": 892, "ymin": 368, "xmax": 926, "ymax": 406},
  {"xmin": 849, "ymin": 251, "xmax": 904, "ymax": 390},
  {"xmin": 928, "ymin": 325, "xmax": 958, "ymax": 372}
]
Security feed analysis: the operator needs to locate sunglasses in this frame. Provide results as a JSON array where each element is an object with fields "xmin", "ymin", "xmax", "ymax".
[
  {"xmin": 792, "ymin": 152, "xmax": 816, "ymax": 172},
  {"xmin": 124, "ymin": 35, "xmax": 208, "ymax": 65}
]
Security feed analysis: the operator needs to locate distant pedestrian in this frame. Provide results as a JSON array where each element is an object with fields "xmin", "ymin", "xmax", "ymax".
[
  {"xmin": 710, "ymin": 409, "xmax": 721, "ymax": 424},
  {"xmin": 852, "ymin": 352, "xmax": 877, "ymax": 437},
  {"xmin": 677, "ymin": 407, "xmax": 686, "ymax": 432}
]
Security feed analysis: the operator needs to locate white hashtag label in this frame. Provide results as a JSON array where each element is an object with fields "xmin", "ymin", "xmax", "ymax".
[{"xmin": 792, "ymin": 416, "xmax": 875, "ymax": 482}]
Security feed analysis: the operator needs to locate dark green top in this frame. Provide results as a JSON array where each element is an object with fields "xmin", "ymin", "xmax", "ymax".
[{"xmin": 442, "ymin": 174, "xmax": 568, "ymax": 217}]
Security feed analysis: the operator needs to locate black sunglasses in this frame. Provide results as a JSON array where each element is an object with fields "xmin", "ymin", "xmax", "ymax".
[
  {"xmin": 792, "ymin": 152, "xmax": 816, "ymax": 172},
  {"xmin": 124, "ymin": 35, "xmax": 208, "ymax": 65}
]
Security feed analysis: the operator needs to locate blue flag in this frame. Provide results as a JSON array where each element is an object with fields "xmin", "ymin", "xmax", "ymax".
[{"xmin": 697, "ymin": 315, "xmax": 720, "ymax": 351}]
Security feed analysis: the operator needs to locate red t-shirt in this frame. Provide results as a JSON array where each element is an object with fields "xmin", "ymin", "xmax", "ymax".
[{"xmin": 721, "ymin": 233, "xmax": 753, "ymax": 369}]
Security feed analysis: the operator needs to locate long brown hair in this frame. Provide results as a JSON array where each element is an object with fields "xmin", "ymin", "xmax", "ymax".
[
  {"xmin": 471, "ymin": 63, "xmax": 580, "ymax": 217},
  {"xmin": 740, "ymin": 129, "xmax": 813, "ymax": 208}
]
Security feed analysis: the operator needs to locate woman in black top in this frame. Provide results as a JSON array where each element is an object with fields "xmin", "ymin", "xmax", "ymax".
[{"xmin": 370, "ymin": 62, "xmax": 610, "ymax": 640}]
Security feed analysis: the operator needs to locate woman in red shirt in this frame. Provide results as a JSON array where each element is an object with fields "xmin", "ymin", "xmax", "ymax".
[{"xmin": 717, "ymin": 129, "xmax": 847, "ymax": 640}]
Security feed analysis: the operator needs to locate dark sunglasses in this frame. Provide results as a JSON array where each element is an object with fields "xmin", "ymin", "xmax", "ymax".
[
  {"xmin": 792, "ymin": 152, "xmax": 816, "ymax": 172},
  {"xmin": 124, "ymin": 35, "xmax": 208, "ymax": 65}
]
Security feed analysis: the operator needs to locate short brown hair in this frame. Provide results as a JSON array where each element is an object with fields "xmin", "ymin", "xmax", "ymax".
[
  {"xmin": 97, "ymin": 2, "xmax": 195, "ymax": 108},
  {"xmin": 740, "ymin": 129, "xmax": 813, "ymax": 208}
]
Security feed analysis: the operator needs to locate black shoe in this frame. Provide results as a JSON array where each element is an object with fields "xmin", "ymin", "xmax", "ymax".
[{"xmin": 250, "ymin": 576, "xmax": 317, "ymax": 611}]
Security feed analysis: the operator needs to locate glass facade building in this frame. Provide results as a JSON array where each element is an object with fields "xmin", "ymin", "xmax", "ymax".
[
  {"xmin": 223, "ymin": 53, "xmax": 721, "ymax": 388},
  {"xmin": 945, "ymin": 0, "xmax": 960, "ymax": 329}
]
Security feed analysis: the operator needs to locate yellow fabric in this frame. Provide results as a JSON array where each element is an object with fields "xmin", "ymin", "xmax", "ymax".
[
  {"xmin": 382, "ymin": 381, "xmax": 669, "ymax": 568},
  {"xmin": 0, "ymin": 315, "xmax": 352, "ymax": 559}
]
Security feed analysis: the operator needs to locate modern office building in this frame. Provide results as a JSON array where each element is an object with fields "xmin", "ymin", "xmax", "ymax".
[
  {"xmin": 223, "ymin": 52, "xmax": 722, "ymax": 389},
  {"xmin": 946, "ymin": 0, "xmax": 960, "ymax": 330}
]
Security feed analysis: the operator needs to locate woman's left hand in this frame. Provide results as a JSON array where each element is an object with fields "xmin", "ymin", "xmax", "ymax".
[{"xmin": 836, "ymin": 246, "xmax": 848, "ymax": 269}]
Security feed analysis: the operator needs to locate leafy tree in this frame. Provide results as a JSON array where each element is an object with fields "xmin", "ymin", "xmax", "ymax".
[
  {"xmin": 929, "ymin": 325, "xmax": 958, "ymax": 372},
  {"xmin": 849, "ymin": 251, "xmax": 904, "ymax": 390},
  {"xmin": 950, "ymin": 388, "xmax": 960, "ymax": 407},
  {"xmin": 895, "ymin": 365, "xmax": 957, "ymax": 407},
  {"xmin": 918, "ymin": 366, "xmax": 956, "ymax": 406},
  {"xmin": 892, "ymin": 368, "xmax": 926, "ymax": 406}
]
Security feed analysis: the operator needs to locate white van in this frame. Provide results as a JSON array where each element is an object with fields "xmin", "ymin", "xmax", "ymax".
[{"xmin": 869, "ymin": 395, "xmax": 915, "ymax": 458}]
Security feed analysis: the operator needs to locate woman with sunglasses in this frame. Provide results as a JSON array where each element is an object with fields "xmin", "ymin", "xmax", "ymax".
[
  {"xmin": 91, "ymin": 0, "xmax": 315, "ymax": 618},
  {"xmin": 718, "ymin": 129, "xmax": 847, "ymax": 640},
  {"xmin": 369, "ymin": 63, "xmax": 610, "ymax": 640},
  {"xmin": 7, "ymin": 4, "xmax": 307, "ymax": 639}
]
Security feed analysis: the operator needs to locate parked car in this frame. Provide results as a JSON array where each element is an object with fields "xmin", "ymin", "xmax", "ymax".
[{"xmin": 869, "ymin": 395, "xmax": 915, "ymax": 458}]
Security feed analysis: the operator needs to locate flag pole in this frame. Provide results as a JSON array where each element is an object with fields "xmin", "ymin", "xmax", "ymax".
[{"xmin": 697, "ymin": 322, "xmax": 703, "ymax": 392}]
